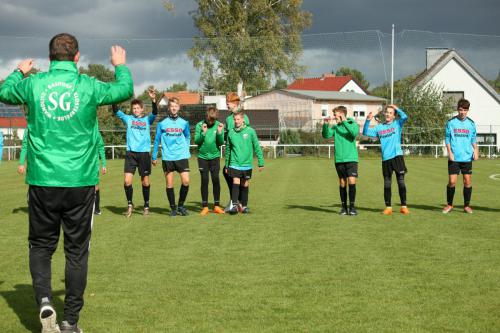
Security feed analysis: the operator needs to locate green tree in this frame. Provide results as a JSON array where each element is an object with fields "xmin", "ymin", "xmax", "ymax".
[
  {"xmin": 167, "ymin": 82, "xmax": 188, "ymax": 92},
  {"xmin": 335, "ymin": 67, "xmax": 370, "ymax": 90},
  {"xmin": 273, "ymin": 78, "xmax": 288, "ymax": 89},
  {"xmin": 188, "ymin": 0, "xmax": 312, "ymax": 94},
  {"xmin": 400, "ymin": 82, "xmax": 453, "ymax": 145}
]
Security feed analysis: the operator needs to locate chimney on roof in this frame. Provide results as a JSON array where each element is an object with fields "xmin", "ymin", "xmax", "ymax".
[
  {"xmin": 426, "ymin": 48, "xmax": 450, "ymax": 70},
  {"xmin": 321, "ymin": 73, "xmax": 336, "ymax": 80}
]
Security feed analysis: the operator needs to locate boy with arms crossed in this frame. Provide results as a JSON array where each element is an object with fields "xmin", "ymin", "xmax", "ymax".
[
  {"xmin": 113, "ymin": 88, "xmax": 157, "ymax": 217},
  {"xmin": 443, "ymin": 98, "xmax": 478, "ymax": 214},
  {"xmin": 152, "ymin": 97, "xmax": 191, "ymax": 216},
  {"xmin": 194, "ymin": 106, "xmax": 225, "ymax": 215},
  {"xmin": 322, "ymin": 106, "xmax": 360, "ymax": 215},
  {"xmin": 363, "ymin": 105, "xmax": 410, "ymax": 215},
  {"xmin": 225, "ymin": 111, "xmax": 264, "ymax": 214}
]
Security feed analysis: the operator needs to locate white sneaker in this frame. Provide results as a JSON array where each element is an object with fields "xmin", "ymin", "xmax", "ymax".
[
  {"xmin": 224, "ymin": 200, "xmax": 233, "ymax": 213},
  {"xmin": 40, "ymin": 298, "xmax": 60, "ymax": 333}
]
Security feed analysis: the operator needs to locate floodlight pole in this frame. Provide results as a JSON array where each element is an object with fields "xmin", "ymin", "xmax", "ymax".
[{"xmin": 391, "ymin": 24, "xmax": 395, "ymax": 104}]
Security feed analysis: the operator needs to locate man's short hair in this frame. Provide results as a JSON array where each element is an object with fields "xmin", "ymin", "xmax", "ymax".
[
  {"xmin": 130, "ymin": 99, "xmax": 143, "ymax": 108},
  {"xmin": 457, "ymin": 98, "xmax": 470, "ymax": 110},
  {"xmin": 49, "ymin": 33, "xmax": 79, "ymax": 61}
]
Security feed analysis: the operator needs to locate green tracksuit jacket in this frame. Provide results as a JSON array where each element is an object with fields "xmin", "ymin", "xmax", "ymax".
[
  {"xmin": 194, "ymin": 120, "xmax": 224, "ymax": 160},
  {"xmin": 322, "ymin": 118, "xmax": 359, "ymax": 163},
  {"xmin": 0, "ymin": 61, "xmax": 133, "ymax": 186},
  {"xmin": 225, "ymin": 125, "xmax": 264, "ymax": 168}
]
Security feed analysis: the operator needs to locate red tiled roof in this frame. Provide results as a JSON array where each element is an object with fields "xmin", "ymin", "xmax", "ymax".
[
  {"xmin": 287, "ymin": 75, "xmax": 353, "ymax": 91},
  {"xmin": 0, "ymin": 117, "xmax": 27, "ymax": 128},
  {"xmin": 163, "ymin": 91, "xmax": 201, "ymax": 105}
]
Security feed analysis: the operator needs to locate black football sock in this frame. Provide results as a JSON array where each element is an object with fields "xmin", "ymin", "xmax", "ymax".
[
  {"xmin": 142, "ymin": 185, "xmax": 150, "ymax": 208},
  {"xmin": 446, "ymin": 186, "xmax": 455, "ymax": 206},
  {"xmin": 179, "ymin": 185, "xmax": 189, "ymax": 207},
  {"xmin": 339, "ymin": 186, "xmax": 347, "ymax": 209},
  {"xmin": 463, "ymin": 186, "xmax": 472, "ymax": 207},
  {"xmin": 166, "ymin": 187, "xmax": 176, "ymax": 209},
  {"xmin": 348, "ymin": 184, "xmax": 356, "ymax": 208},
  {"xmin": 124, "ymin": 185, "xmax": 133, "ymax": 206}
]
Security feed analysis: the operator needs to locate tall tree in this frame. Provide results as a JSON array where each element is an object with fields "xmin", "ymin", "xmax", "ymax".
[
  {"xmin": 335, "ymin": 67, "xmax": 370, "ymax": 90},
  {"xmin": 188, "ymin": 0, "xmax": 312, "ymax": 94}
]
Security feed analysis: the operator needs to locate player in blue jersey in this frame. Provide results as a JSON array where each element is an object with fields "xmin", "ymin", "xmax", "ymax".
[
  {"xmin": 113, "ymin": 88, "xmax": 157, "ymax": 217},
  {"xmin": 442, "ymin": 99, "xmax": 478, "ymax": 214},
  {"xmin": 152, "ymin": 97, "xmax": 191, "ymax": 216},
  {"xmin": 363, "ymin": 104, "xmax": 410, "ymax": 215}
]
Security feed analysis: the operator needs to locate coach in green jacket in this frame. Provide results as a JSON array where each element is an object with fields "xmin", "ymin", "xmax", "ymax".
[{"xmin": 0, "ymin": 33, "xmax": 133, "ymax": 333}]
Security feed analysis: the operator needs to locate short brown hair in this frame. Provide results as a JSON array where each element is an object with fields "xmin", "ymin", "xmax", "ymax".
[
  {"xmin": 457, "ymin": 98, "xmax": 470, "ymax": 110},
  {"xmin": 233, "ymin": 111, "xmax": 245, "ymax": 118},
  {"xmin": 335, "ymin": 105, "xmax": 347, "ymax": 115},
  {"xmin": 226, "ymin": 92, "xmax": 240, "ymax": 103},
  {"xmin": 207, "ymin": 106, "xmax": 219, "ymax": 122},
  {"xmin": 49, "ymin": 33, "xmax": 79, "ymax": 61},
  {"xmin": 130, "ymin": 99, "xmax": 143, "ymax": 108}
]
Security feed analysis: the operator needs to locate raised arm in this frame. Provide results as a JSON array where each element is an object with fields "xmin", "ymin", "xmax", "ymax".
[
  {"xmin": 362, "ymin": 113, "xmax": 378, "ymax": 138},
  {"xmin": 94, "ymin": 46, "xmax": 134, "ymax": 106},
  {"xmin": 0, "ymin": 59, "xmax": 34, "ymax": 105}
]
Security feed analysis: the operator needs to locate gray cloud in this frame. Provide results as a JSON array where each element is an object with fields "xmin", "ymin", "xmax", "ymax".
[{"xmin": 0, "ymin": 0, "xmax": 498, "ymax": 91}]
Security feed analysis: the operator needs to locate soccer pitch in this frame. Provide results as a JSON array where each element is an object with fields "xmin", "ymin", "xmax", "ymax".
[{"xmin": 1, "ymin": 157, "xmax": 500, "ymax": 332}]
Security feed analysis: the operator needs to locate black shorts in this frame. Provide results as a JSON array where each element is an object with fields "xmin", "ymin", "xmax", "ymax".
[
  {"xmin": 335, "ymin": 162, "xmax": 358, "ymax": 179},
  {"xmin": 227, "ymin": 167, "xmax": 252, "ymax": 180},
  {"xmin": 448, "ymin": 160, "xmax": 472, "ymax": 175},
  {"xmin": 198, "ymin": 157, "xmax": 220, "ymax": 174},
  {"xmin": 124, "ymin": 151, "xmax": 151, "ymax": 177},
  {"xmin": 162, "ymin": 159, "xmax": 190, "ymax": 173},
  {"xmin": 382, "ymin": 155, "xmax": 407, "ymax": 177}
]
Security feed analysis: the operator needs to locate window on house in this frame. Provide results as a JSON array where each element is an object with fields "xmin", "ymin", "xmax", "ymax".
[
  {"xmin": 476, "ymin": 133, "xmax": 497, "ymax": 145},
  {"xmin": 353, "ymin": 105, "xmax": 367, "ymax": 119},
  {"xmin": 321, "ymin": 104, "xmax": 329, "ymax": 117}
]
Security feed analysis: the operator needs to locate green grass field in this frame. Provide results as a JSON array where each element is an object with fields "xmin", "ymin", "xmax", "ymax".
[{"xmin": 1, "ymin": 157, "xmax": 500, "ymax": 332}]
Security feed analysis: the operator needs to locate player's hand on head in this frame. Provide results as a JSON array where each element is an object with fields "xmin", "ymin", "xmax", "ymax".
[
  {"xmin": 110, "ymin": 45, "xmax": 126, "ymax": 66},
  {"xmin": 17, "ymin": 59, "xmax": 34, "ymax": 75}
]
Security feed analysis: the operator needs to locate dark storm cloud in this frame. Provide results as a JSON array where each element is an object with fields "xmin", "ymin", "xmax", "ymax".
[
  {"xmin": 302, "ymin": 0, "xmax": 500, "ymax": 35},
  {"xmin": 0, "ymin": 0, "xmax": 498, "ymax": 89}
]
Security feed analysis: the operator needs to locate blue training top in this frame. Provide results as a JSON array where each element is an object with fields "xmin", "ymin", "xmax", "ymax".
[
  {"xmin": 152, "ymin": 116, "xmax": 191, "ymax": 161},
  {"xmin": 363, "ymin": 108, "xmax": 408, "ymax": 161},
  {"xmin": 445, "ymin": 116, "xmax": 476, "ymax": 162},
  {"xmin": 115, "ymin": 104, "xmax": 157, "ymax": 152}
]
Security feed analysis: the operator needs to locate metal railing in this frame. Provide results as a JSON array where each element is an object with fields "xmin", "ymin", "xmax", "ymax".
[{"xmin": 2, "ymin": 144, "xmax": 497, "ymax": 161}]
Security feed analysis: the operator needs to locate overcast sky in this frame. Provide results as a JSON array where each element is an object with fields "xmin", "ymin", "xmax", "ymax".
[{"xmin": 0, "ymin": 0, "xmax": 499, "ymax": 92}]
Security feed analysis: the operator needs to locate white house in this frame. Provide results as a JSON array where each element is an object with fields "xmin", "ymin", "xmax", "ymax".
[{"xmin": 413, "ymin": 48, "xmax": 500, "ymax": 150}]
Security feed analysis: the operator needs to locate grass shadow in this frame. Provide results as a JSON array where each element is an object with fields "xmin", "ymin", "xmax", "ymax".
[
  {"xmin": 287, "ymin": 205, "xmax": 336, "ymax": 213},
  {"xmin": 328, "ymin": 204, "xmax": 381, "ymax": 213},
  {"xmin": 12, "ymin": 206, "xmax": 29, "ymax": 214},
  {"xmin": 0, "ymin": 284, "xmax": 64, "ymax": 333}
]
